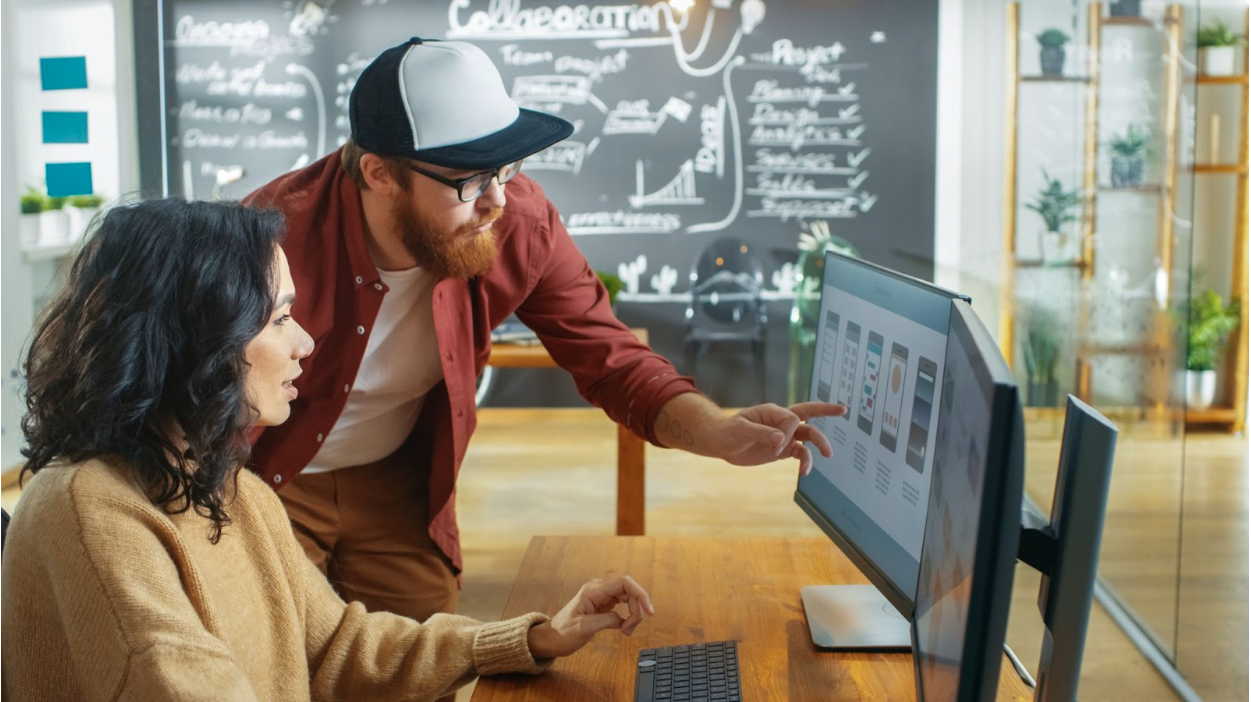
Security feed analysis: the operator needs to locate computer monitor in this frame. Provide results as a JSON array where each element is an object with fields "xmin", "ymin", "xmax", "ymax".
[
  {"xmin": 1017, "ymin": 396, "xmax": 1118, "ymax": 701},
  {"xmin": 795, "ymin": 251, "xmax": 968, "ymax": 648},
  {"xmin": 911, "ymin": 299, "xmax": 1025, "ymax": 702}
]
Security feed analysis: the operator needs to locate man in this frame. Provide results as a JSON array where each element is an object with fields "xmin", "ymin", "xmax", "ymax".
[{"xmin": 245, "ymin": 37, "xmax": 846, "ymax": 623}]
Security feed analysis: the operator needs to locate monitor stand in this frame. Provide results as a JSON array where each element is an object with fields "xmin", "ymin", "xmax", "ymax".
[{"xmin": 800, "ymin": 585, "xmax": 911, "ymax": 650}]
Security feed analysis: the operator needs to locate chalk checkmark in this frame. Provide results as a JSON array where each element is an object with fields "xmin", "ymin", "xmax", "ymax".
[
  {"xmin": 839, "ymin": 82, "xmax": 857, "ymax": 96},
  {"xmin": 849, "ymin": 171, "xmax": 870, "ymax": 189},
  {"xmin": 848, "ymin": 148, "xmax": 871, "ymax": 167},
  {"xmin": 859, "ymin": 194, "xmax": 878, "ymax": 212},
  {"xmin": 847, "ymin": 124, "xmax": 867, "ymax": 140},
  {"xmin": 839, "ymin": 104, "xmax": 861, "ymax": 120}
]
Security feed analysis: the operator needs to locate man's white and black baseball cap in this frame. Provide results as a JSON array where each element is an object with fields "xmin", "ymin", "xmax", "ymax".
[{"xmin": 349, "ymin": 37, "xmax": 573, "ymax": 171}]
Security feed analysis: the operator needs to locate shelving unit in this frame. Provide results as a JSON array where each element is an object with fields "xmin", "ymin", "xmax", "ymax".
[
  {"xmin": 1001, "ymin": 3, "xmax": 1185, "ymax": 419},
  {"xmin": 1185, "ymin": 9, "xmax": 1249, "ymax": 432}
]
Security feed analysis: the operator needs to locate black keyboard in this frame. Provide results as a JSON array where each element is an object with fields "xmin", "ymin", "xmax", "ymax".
[{"xmin": 634, "ymin": 640, "xmax": 742, "ymax": 702}]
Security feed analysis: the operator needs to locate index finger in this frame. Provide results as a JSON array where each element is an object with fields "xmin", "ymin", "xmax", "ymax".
[
  {"xmin": 590, "ymin": 575, "xmax": 656, "ymax": 616},
  {"xmin": 786, "ymin": 402, "xmax": 848, "ymax": 422}
]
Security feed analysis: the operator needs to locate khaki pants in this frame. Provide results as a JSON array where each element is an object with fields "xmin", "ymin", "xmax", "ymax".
[{"xmin": 276, "ymin": 435, "xmax": 458, "ymax": 622}]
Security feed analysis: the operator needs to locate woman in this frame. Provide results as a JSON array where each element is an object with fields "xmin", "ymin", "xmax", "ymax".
[{"xmin": 2, "ymin": 199, "xmax": 653, "ymax": 701}]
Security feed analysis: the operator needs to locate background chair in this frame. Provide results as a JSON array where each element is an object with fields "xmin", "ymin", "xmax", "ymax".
[{"xmin": 683, "ymin": 237, "xmax": 768, "ymax": 402}]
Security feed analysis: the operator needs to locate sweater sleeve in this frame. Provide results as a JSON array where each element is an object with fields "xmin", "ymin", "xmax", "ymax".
[
  {"xmin": 514, "ymin": 192, "xmax": 700, "ymax": 446},
  {"xmin": 4, "ymin": 468, "xmax": 263, "ymax": 701},
  {"xmin": 299, "ymin": 553, "xmax": 553, "ymax": 700}
]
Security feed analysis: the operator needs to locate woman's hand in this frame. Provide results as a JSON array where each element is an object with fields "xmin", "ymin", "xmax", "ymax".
[{"xmin": 527, "ymin": 575, "xmax": 655, "ymax": 659}]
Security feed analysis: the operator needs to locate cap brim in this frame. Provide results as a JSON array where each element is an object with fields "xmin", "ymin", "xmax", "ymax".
[{"xmin": 411, "ymin": 109, "xmax": 574, "ymax": 170}]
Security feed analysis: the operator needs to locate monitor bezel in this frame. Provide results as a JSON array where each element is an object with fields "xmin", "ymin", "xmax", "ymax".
[
  {"xmin": 910, "ymin": 299, "xmax": 1024, "ymax": 702},
  {"xmin": 794, "ymin": 251, "xmax": 970, "ymax": 617}
]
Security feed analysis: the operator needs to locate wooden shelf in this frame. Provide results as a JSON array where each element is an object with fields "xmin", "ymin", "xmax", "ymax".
[
  {"xmin": 1185, "ymin": 407, "xmax": 1237, "ymax": 424},
  {"xmin": 1077, "ymin": 342, "xmax": 1168, "ymax": 356},
  {"xmin": 1021, "ymin": 75, "xmax": 1091, "ymax": 83},
  {"xmin": 1193, "ymin": 75, "xmax": 1250, "ymax": 85},
  {"xmin": 1192, "ymin": 164, "xmax": 1249, "ymax": 174},
  {"xmin": 1015, "ymin": 257, "xmax": 1088, "ymax": 269},
  {"xmin": 1103, "ymin": 16, "xmax": 1156, "ymax": 27},
  {"xmin": 1098, "ymin": 184, "xmax": 1161, "ymax": 193}
]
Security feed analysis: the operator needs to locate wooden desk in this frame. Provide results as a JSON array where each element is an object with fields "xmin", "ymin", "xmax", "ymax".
[
  {"xmin": 486, "ymin": 330, "xmax": 648, "ymax": 536},
  {"xmin": 471, "ymin": 536, "xmax": 1032, "ymax": 701}
]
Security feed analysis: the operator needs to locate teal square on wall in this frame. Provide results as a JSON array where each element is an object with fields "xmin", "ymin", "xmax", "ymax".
[
  {"xmin": 39, "ymin": 57, "xmax": 88, "ymax": 90},
  {"xmin": 42, "ymin": 111, "xmax": 89, "ymax": 143},
  {"xmin": 46, "ymin": 162, "xmax": 93, "ymax": 197}
]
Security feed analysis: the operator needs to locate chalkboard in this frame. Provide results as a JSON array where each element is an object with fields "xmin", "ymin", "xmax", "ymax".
[{"xmin": 134, "ymin": 0, "xmax": 938, "ymax": 405}]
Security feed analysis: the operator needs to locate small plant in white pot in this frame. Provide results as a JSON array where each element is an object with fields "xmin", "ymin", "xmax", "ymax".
[
  {"xmin": 65, "ymin": 194, "xmax": 105, "ymax": 240},
  {"xmin": 1185, "ymin": 288, "xmax": 1240, "ymax": 410},
  {"xmin": 1025, "ymin": 170, "xmax": 1082, "ymax": 265},
  {"xmin": 37, "ymin": 195, "xmax": 70, "ymax": 246},
  {"xmin": 19, "ymin": 186, "xmax": 45, "ymax": 247},
  {"xmin": 1108, "ymin": 125, "xmax": 1151, "ymax": 187},
  {"xmin": 1197, "ymin": 19, "xmax": 1245, "ymax": 76},
  {"xmin": 1036, "ymin": 28, "xmax": 1070, "ymax": 76}
]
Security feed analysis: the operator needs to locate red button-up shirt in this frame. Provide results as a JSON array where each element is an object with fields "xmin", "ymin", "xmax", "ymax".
[{"xmin": 243, "ymin": 151, "xmax": 697, "ymax": 572}]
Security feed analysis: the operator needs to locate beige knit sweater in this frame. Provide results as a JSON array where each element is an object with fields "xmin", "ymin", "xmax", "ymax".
[{"xmin": 1, "ymin": 458, "xmax": 551, "ymax": 701}]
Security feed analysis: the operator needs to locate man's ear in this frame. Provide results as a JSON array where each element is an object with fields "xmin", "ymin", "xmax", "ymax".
[{"xmin": 359, "ymin": 153, "xmax": 401, "ymax": 195}]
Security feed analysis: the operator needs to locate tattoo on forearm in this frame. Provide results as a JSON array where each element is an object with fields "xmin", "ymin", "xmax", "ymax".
[{"xmin": 657, "ymin": 410, "xmax": 694, "ymax": 446}]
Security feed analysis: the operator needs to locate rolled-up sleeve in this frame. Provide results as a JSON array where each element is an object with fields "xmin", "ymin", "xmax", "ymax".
[{"xmin": 514, "ymin": 197, "xmax": 699, "ymax": 446}]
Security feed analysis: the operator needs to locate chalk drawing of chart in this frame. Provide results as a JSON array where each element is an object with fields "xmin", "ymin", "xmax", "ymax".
[{"xmin": 630, "ymin": 159, "xmax": 705, "ymax": 208}]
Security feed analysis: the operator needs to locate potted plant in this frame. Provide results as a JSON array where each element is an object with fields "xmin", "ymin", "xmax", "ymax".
[
  {"xmin": 596, "ymin": 269, "xmax": 625, "ymax": 312},
  {"xmin": 1021, "ymin": 306, "xmax": 1061, "ymax": 407},
  {"xmin": 38, "ymin": 194, "xmax": 70, "ymax": 246},
  {"xmin": 65, "ymin": 193, "xmax": 105, "ymax": 239},
  {"xmin": 1197, "ymin": 19, "xmax": 1245, "ymax": 76},
  {"xmin": 1025, "ymin": 170, "xmax": 1082, "ymax": 264},
  {"xmin": 788, "ymin": 220, "xmax": 860, "ymax": 404},
  {"xmin": 1109, "ymin": 0, "xmax": 1141, "ymax": 18},
  {"xmin": 1185, "ymin": 288, "xmax": 1240, "ymax": 409},
  {"xmin": 19, "ymin": 186, "xmax": 45, "ymax": 247},
  {"xmin": 1037, "ymin": 29, "xmax": 1070, "ymax": 76},
  {"xmin": 1108, "ymin": 125, "xmax": 1150, "ymax": 187}
]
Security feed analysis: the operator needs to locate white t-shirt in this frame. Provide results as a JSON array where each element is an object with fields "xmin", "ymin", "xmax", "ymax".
[{"xmin": 302, "ymin": 266, "xmax": 443, "ymax": 473}]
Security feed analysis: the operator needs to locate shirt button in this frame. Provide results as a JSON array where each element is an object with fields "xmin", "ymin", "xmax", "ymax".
[
  {"xmin": 356, "ymin": 326, "xmax": 365, "ymax": 335},
  {"xmin": 355, "ymin": 276, "xmax": 363, "ymax": 285},
  {"xmin": 438, "ymin": 291, "xmax": 444, "ymax": 301},
  {"xmin": 316, "ymin": 433, "xmax": 324, "ymax": 442},
  {"xmin": 273, "ymin": 474, "xmax": 283, "ymax": 484},
  {"xmin": 343, "ymin": 384, "xmax": 350, "ymax": 393},
  {"xmin": 457, "ymin": 410, "xmax": 464, "ymax": 418},
  {"xmin": 374, "ymin": 283, "xmax": 383, "ymax": 291},
  {"xmin": 446, "ymin": 352, "xmax": 454, "ymax": 361}
]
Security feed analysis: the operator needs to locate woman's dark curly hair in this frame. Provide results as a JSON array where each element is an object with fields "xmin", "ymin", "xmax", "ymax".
[{"xmin": 21, "ymin": 198, "xmax": 285, "ymax": 543}]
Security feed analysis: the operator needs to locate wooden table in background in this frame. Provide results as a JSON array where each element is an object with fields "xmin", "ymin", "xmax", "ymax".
[
  {"xmin": 471, "ymin": 536, "xmax": 1033, "ymax": 701},
  {"xmin": 486, "ymin": 329, "xmax": 648, "ymax": 536}
]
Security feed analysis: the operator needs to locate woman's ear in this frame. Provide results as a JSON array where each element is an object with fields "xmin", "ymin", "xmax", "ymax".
[{"xmin": 359, "ymin": 153, "xmax": 401, "ymax": 195}]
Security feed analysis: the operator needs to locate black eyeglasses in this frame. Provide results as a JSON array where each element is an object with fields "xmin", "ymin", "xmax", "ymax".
[{"xmin": 407, "ymin": 159, "xmax": 524, "ymax": 202}]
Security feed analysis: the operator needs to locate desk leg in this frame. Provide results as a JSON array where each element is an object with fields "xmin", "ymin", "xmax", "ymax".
[{"xmin": 616, "ymin": 424, "xmax": 645, "ymax": 535}]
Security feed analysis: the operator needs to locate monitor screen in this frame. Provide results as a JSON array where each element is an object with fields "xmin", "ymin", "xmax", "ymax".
[
  {"xmin": 912, "ymin": 300, "xmax": 1023, "ymax": 702},
  {"xmin": 797, "ymin": 252, "xmax": 965, "ymax": 612}
]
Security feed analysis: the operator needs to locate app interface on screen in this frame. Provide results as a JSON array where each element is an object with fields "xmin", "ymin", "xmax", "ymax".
[
  {"xmin": 816, "ymin": 311, "xmax": 840, "ymax": 403},
  {"xmin": 856, "ymin": 332, "xmax": 884, "ymax": 435},
  {"xmin": 800, "ymin": 256, "xmax": 952, "ymax": 598},
  {"xmin": 906, "ymin": 358, "xmax": 938, "ymax": 474},
  {"xmin": 836, "ymin": 322, "xmax": 862, "ymax": 416},
  {"xmin": 879, "ymin": 344, "xmax": 909, "ymax": 451}
]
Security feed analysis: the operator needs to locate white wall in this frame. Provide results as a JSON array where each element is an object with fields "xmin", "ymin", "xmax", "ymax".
[{"xmin": 1, "ymin": 0, "xmax": 138, "ymax": 471}]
